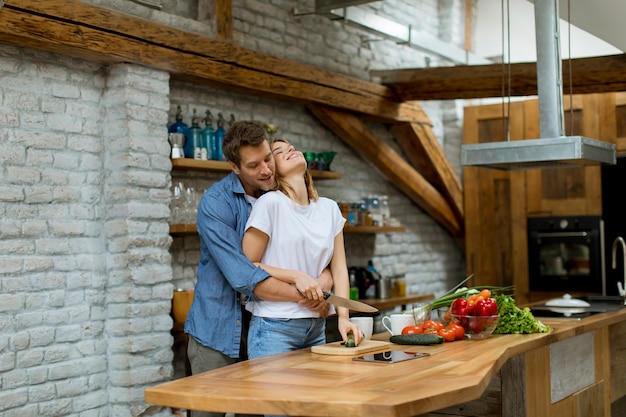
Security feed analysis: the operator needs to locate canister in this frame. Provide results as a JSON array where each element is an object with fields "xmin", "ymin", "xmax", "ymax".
[{"xmin": 378, "ymin": 276, "xmax": 392, "ymax": 299}]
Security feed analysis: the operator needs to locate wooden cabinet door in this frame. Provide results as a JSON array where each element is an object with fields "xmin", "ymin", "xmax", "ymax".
[
  {"xmin": 525, "ymin": 94, "xmax": 603, "ymax": 217},
  {"xmin": 599, "ymin": 91, "xmax": 626, "ymax": 155},
  {"xmin": 463, "ymin": 101, "xmax": 528, "ymax": 296}
]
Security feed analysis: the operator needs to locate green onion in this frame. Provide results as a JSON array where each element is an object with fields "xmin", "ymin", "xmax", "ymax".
[{"xmin": 422, "ymin": 274, "xmax": 515, "ymax": 311}]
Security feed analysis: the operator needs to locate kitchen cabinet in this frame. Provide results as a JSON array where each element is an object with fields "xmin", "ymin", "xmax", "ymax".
[
  {"xmin": 524, "ymin": 94, "xmax": 603, "ymax": 217},
  {"xmin": 462, "ymin": 101, "xmax": 526, "ymax": 296},
  {"xmin": 599, "ymin": 91, "xmax": 626, "ymax": 155}
]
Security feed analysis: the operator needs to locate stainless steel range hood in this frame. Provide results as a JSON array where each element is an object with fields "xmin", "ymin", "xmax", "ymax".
[
  {"xmin": 461, "ymin": 136, "xmax": 615, "ymax": 170},
  {"xmin": 461, "ymin": 0, "xmax": 616, "ymax": 170}
]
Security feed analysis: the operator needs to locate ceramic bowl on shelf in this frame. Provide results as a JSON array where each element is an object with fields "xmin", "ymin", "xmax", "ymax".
[
  {"xmin": 450, "ymin": 314, "xmax": 499, "ymax": 339},
  {"xmin": 317, "ymin": 151, "xmax": 336, "ymax": 170},
  {"xmin": 304, "ymin": 152, "xmax": 318, "ymax": 170}
]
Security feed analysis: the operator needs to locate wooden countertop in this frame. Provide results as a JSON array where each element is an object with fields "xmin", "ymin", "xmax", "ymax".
[{"xmin": 146, "ymin": 308, "xmax": 626, "ymax": 417}]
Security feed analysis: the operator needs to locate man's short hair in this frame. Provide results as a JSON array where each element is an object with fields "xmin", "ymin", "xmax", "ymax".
[{"xmin": 222, "ymin": 121, "xmax": 269, "ymax": 167}]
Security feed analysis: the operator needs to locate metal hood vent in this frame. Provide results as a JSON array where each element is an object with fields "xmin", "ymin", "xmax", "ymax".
[
  {"xmin": 461, "ymin": 0, "xmax": 616, "ymax": 170},
  {"xmin": 461, "ymin": 136, "xmax": 615, "ymax": 171}
]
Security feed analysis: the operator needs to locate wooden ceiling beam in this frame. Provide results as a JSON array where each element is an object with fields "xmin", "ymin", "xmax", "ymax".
[
  {"xmin": 390, "ymin": 123, "xmax": 464, "ymax": 226},
  {"xmin": 0, "ymin": 0, "xmax": 429, "ymax": 124},
  {"xmin": 373, "ymin": 54, "xmax": 626, "ymax": 101}
]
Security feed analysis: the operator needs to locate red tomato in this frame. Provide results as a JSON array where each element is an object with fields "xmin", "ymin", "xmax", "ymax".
[
  {"xmin": 401, "ymin": 325, "xmax": 423, "ymax": 335},
  {"xmin": 447, "ymin": 323, "xmax": 465, "ymax": 340},
  {"xmin": 422, "ymin": 320, "xmax": 444, "ymax": 332},
  {"xmin": 438, "ymin": 328, "xmax": 456, "ymax": 342},
  {"xmin": 450, "ymin": 298, "xmax": 468, "ymax": 315},
  {"xmin": 422, "ymin": 327, "xmax": 439, "ymax": 335},
  {"xmin": 474, "ymin": 298, "xmax": 498, "ymax": 316}
]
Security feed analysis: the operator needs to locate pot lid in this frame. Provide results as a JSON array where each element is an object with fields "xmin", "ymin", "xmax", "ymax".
[{"xmin": 545, "ymin": 293, "xmax": 591, "ymax": 308}]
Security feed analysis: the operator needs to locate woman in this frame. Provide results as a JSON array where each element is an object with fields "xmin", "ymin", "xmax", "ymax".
[{"xmin": 242, "ymin": 139, "xmax": 362, "ymax": 359}]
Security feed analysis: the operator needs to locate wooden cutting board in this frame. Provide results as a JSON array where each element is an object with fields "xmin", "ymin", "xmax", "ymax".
[{"xmin": 311, "ymin": 340, "xmax": 391, "ymax": 356}]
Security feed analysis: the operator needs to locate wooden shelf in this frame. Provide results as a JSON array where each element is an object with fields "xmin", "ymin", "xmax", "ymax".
[
  {"xmin": 309, "ymin": 169, "xmax": 341, "ymax": 180},
  {"xmin": 344, "ymin": 225, "xmax": 406, "ymax": 233},
  {"xmin": 171, "ymin": 158, "xmax": 341, "ymax": 179},
  {"xmin": 357, "ymin": 293, "xmax": 435, "ymax": 312},
  {"xmin": 169, "ymin": 160, "xmax": 408, "ymax": 236},
  {"xmin": 169, "ymin": 224, "xmax": 198, "ymax": 235},
  {"xmin": 170, "ymin": 223, "xmax": 406, "ymax": 235},
  {"xmin": 172, "ymin": 158, "xmax": 230, "ymax": 172}
]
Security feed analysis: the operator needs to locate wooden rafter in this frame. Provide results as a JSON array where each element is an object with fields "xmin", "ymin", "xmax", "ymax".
[
  {"xmin": 390, "ymin": 123, "xmax": 464, "ymax": 226},
  {"xmin": 373, "ymin": 54, "xmax": 626, "ymax": 101}
]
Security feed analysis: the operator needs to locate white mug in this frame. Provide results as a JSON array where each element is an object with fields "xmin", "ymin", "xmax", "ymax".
[
  {"xmin": 349, "ymin": 317, "xmax": 373, "ymax": 340},
  {"xmin": 381, "ymin": 313, "xmax": 415, "ymax": 335}
]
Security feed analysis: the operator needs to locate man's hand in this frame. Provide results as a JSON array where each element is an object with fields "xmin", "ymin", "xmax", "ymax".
[
  {"xmin": 299, "ymin": 298, "xmax": 331, "ymax": 318},
  {"xmin": 317, "ymin": 267, "xmax": 334, "ymax": 293}
]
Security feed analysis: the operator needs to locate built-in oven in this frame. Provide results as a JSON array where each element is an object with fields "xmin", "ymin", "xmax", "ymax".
[{"xmin": 528, "ymin": 215, "xmax": 606, "ymax": 294}]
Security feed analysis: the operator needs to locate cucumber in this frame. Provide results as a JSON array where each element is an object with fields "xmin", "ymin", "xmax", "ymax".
[
  {"xmin": 390, "ymin": 334, "xmax": 444, "ymax": 345},
  {"xmin": 345, "ymin": 332, "xmax": 356, "ymax": 348}
]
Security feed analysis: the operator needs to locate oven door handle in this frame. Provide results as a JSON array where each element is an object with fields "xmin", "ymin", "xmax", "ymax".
[{"xmin": 534, "ymin": 231, "xmax": 589, "ymax": 238}]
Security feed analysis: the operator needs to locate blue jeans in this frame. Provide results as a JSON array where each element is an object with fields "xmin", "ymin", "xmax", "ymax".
[{"xmin": 247, "ymin": 316, "xmax": 326, "ymax": 360}]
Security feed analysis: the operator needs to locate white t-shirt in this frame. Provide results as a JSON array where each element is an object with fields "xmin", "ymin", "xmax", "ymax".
[{"xmin": 244, "ymin": 191, "xmax": 345, "ymax": 318}]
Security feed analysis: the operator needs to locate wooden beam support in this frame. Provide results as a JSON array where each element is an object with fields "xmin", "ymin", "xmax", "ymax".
[
  {"xmin": 0, "ymin": 0, "xmax": 428, "ymax": 124},
  {"xmin": 390, "ymin": 122, "xmax": 464, "ymax": 226},
  {"xmin": 373, "ymin": 54, "xmax": 626, "ymax": 101},
  {"xmin": 308, "ymin": 104, "xmax": 464, "ymax": 240},
  {"xmin": 214, "ymin": 0, "xmax": 232, "ymax": 41}
]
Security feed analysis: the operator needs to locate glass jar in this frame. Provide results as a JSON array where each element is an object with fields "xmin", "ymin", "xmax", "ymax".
[
  {"xmin": 380, "ymin": 195, "xmax": 390, "ymax": 226},
  {"xmin": 392, "ymin": 275, "xmax": 406, "ymax": 298},
  {"xmin": 348, "ymin": 202, "xmax": 360, "ymax": 226}
]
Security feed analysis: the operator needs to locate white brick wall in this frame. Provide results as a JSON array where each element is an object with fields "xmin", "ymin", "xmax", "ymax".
[{"xmin": 0, "ymin": 47, "xmax": 173, "ymax": 416}]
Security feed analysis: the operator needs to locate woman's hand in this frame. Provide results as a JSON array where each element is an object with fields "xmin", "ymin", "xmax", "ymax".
[{"xmin": 338, "ymin": 317, "xmax": 363, "ymax": 346}]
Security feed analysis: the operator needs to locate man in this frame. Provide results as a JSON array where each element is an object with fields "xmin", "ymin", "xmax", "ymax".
[{"xmin": 184, "ymin": 121, "xmax": 332, "ymax": 417}]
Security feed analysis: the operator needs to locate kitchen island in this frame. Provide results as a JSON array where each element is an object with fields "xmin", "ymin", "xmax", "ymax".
[{"xmin": 145, "ymin": 308, "xmax": 626, "ymax": 417}]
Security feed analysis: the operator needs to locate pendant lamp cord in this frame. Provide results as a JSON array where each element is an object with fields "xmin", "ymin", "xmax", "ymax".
[
  {"xmin": 501, "ymin": 0, "xmax": 511, "ymax": 142},
  {"xmin": 567, "ymin": 0, "xmax": 574, "ymax": 135}
]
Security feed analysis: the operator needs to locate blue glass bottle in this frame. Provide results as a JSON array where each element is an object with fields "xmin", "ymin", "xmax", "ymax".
[
  {"xmin": 201, "ymin": 110, "xmax": 215, "ymax": 161},
  {"xmin": 214, "ymin": 113, "xmax": 226, "ymax": 161},
  {"xmin": 188, "ymin": 108, "xmax": 203, "ymax": 160},
  {"xmin": 169, "ymin": 105, "xmax": 190, "ymax": 158}
]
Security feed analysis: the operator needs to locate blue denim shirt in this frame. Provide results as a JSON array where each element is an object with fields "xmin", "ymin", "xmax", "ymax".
[{"xmin": 185, "ymin": 172, "xmax": 270, "ymax": 358}]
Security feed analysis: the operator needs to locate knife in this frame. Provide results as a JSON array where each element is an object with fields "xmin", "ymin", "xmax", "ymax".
[{"xmin": 323, "ymin": 292, "xmax": 378, "ymax": 313}]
